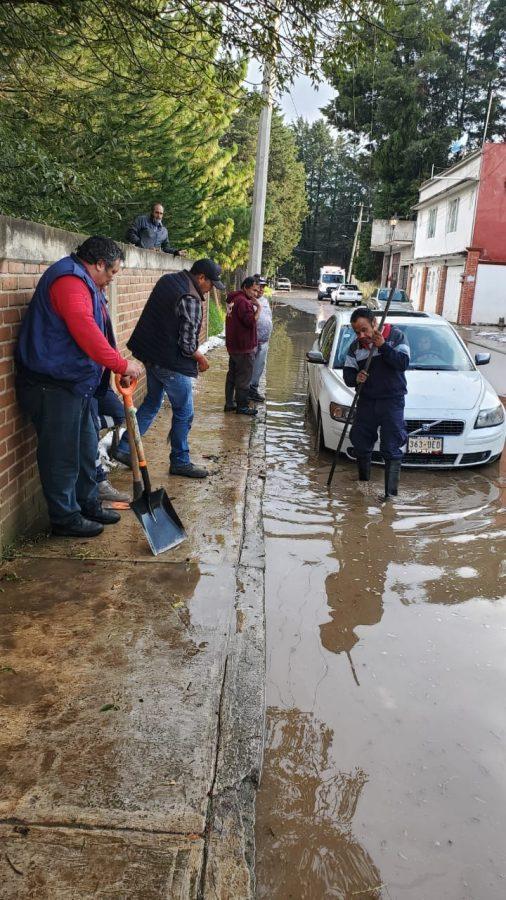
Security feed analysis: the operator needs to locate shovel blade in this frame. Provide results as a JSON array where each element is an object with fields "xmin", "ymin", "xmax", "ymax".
[{"xmin": 131, "ymin": 487, "xmax": 187, "ymax": 556}]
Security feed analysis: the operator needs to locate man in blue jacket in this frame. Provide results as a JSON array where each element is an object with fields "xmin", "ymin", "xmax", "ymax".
[
  {"xmin": 343, "ymin": 307, "xmax": 410, "ymax": 498},
  {"xmin": 126, "ymin": 202, "xmax": 183, "ymax": 254}
]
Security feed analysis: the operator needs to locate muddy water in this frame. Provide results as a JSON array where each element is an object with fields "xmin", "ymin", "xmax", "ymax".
[{"xmin": 255, "ymin": 298, "xmax": 506, "ymax": 899}]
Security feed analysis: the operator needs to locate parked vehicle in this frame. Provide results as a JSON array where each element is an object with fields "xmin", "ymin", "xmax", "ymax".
[
  {"xmin": 317, "ymin": 266, "xmax": 345, "ymax": 300},
  {"xmin": 275, "ymin": 277, "xmax": 292, "ymax": 292},
  {"xmin": 368, "ymin": 287, "xmax": 414, "ymax": 311},
  {"xmin": 331, "ymin": 283, "xmax": 363, "ymax": 306},
  {"xmin": 306, "ymin": 309, "xmax": 505, "ymax": 467}
]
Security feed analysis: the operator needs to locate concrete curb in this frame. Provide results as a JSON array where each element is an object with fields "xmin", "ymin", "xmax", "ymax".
[{"xmin": 199, "ymin": 403, "xmax": 267, "ymax": 898}]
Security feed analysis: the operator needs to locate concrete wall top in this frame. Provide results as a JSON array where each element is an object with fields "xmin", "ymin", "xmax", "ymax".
[{"xmin": 0, "ymin": 215, "xmax": 188, "ymax": 272}]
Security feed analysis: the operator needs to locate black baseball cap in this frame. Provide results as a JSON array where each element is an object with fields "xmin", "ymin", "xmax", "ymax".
[{"xmin": 190, "ymin": 258, "xmax": 226, "ymax": 291}]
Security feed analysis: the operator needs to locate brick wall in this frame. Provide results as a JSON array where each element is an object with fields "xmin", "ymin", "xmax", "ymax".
[
  {"xmin": 435, "ymin": 265, "xmax": 448, "ymax": 316},
  {"xmin": 418, "ymin": 266, "xmax": 429, "ymax": 311},
  {"xmin": 457, "ymin": 247, "xmax": 481, "ymax": 326},
  {"xmin": 0, "ymin": 215, "xmax": 205, "ymax": 551}
]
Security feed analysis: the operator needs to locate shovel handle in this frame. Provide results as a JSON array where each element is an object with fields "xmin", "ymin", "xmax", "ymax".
[
  {"xmin": 114, "ymin": 374, "xmax": 143, "ymax": 498},
  {"xmin": 114, "ymin": 374, "xmax": 151, "ymax": 491}
]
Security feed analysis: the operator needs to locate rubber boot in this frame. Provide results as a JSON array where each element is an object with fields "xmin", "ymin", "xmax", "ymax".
[
  {"xmin": 356, "ymin": 455, "xmax": 371, "ymax": 482},
  {"xmin": 384, "ymin": 459, "xmax": 401, "ymax": 499}
]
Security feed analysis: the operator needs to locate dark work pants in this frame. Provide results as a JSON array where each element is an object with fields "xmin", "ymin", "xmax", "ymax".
[
  {"xmin": 17, "ymin": 381, "xmax": 99, "ymax": 525},
  {"xmin": 350, "ymin": 396, "xmax": 407, "ymax": 461},
  {"xmin": 225, "ymin": 352, "xmax": 255, "ymax": 407}
]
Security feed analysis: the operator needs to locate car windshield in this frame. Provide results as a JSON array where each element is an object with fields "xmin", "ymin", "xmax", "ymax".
[
  {"xmin": 322, "ymin": 274, "xmax": 343, "ymax": 283},
  {"xmin": 377, "ymin": 289, "xmax": 408, "ymax": 302},
  {"xmin": 333, "ymin": 323, "xmax": 474, "ymax": 371}
]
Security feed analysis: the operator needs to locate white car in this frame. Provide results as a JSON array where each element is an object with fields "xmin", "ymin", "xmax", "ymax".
[
  {"xmin": 331, "ymin": 283, "xmax": 363, "ymax": 306},
  {"xmin": 275, "ymin": 277, "xmax": 291, "ymax": 292},
  {"xmin": 306, "ymin": 310, "xmax": 505, "ymax": 467},
  {"xmin": 367, "ymin": 287, "xmax": 414, "ymax": 312}
]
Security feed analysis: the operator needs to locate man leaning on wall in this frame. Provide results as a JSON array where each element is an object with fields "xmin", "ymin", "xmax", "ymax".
[
  {"xmin": 15, "ymin": 235, "xmax": 143, "ymax": 539},
  {"xmin": 125, "ymin": 201, "xmax": 185, "ymax": 255}
]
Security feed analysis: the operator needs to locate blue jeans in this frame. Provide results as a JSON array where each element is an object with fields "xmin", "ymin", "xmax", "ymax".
[
  {"xmin": 117, "ymin": 366, "xmax": 194, "ymax": 465},
  {"xmin": 251, "ymin": 341, "xmax": 269, "ymax": 388},
  {"xmin": 92, "ymin": 387, "xmax": 125, "ymax": 483}
]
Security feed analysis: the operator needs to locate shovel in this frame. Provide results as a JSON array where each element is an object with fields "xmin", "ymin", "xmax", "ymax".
[{"xmin": 115, "ymin": 375, "xmax": 187, "ymax": 555}]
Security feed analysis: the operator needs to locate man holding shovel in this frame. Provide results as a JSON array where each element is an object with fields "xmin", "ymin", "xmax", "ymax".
[
  {"xmin": 16, "ymin": 236, "xmax": 143, "ymax": 538},
  {"xmin": 112, "ymin": 258, "xmax": 225, "ymax": 478}
]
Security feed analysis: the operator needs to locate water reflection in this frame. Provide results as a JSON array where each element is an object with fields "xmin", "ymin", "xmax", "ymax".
[
  {"xmin": 256, "ymin": 708, "xmax": 383, "ymax": 900},
  {"xmin": 257, "ymin": 301, "xmax": 506, "ymax": 900}
]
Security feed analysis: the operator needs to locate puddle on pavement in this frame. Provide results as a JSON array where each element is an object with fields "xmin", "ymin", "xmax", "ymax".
[{"xmin": 256, "ymin": 300, "xmax": 506, "ymax": 899}]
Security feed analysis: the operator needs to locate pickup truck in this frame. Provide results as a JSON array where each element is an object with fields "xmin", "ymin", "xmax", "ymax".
[{"xmin": 330, "ymin": 283, "xmax": 363, "ymax": 306}]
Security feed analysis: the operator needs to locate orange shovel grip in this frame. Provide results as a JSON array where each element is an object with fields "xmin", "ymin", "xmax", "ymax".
[{"xmin": 115, "ymin": 374, "xmax": 137, "ymax": 402}]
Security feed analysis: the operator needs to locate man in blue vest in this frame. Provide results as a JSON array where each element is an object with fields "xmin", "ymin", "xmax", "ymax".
[
  {"xmin": 111, "ymin": 258, "xmax": 225, "ymax": 478},
  {"xmin": 16, "ymin": 236, "xmax": 143, "ymax": 538}
]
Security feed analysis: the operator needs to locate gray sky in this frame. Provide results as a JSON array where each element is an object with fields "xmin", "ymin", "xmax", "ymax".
[
  {"xmin": 277, "ymin": 75, "xmax": 335, "ymax": 123},
  {"xmin": 248, "ymin": 62, "xmax": 335, "ymax": 124}
]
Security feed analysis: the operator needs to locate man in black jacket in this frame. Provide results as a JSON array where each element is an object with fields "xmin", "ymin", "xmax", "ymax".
[
  {"xmin": 112, "ymin": 258, "xmax": 225, "ymax": 479},
  {"xmin": 343, "ymin": 307, "xmax": 410, "ymax": 498}
]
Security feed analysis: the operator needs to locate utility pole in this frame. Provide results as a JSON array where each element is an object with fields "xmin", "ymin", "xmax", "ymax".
[
  {"xmin": 347, "ymin": 203, "xmax": 363, "ymax": 283},
  {"xmin": 247, "ymin": 61, "xmax": 276, "ymax": 276}
]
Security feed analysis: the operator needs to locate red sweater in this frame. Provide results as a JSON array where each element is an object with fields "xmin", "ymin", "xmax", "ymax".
[
  {"xmin": 225, "ymin": 290, "xmax": 257, "ymax": 354},
  {"xmin": 49, "ymin": 276, "xmax": 128, "ymax": 375}
]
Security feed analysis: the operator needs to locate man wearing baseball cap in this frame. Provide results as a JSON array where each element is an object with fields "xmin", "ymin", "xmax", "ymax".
[{"xmin": 112, "ymin": 258, "xmax": 225, "ymax": 478}]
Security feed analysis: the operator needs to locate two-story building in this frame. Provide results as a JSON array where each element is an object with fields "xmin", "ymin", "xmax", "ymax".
[
  {"xmin": 370, "ymin": 143, "xmax": 506, "ymax": 324},
  {"xmin": 410, "ymin": 143, "xmax": 506, "ymax": 325}
]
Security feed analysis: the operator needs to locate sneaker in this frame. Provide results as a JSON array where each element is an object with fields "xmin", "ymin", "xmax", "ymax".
[
  {"xmin": 236, "ymin": 406, "xmax": 258, "ymax": 416},
  {"xmin": 110, "ymin": 447, "xmax": 132, "ymax": 468},
  {"xmin": 98, "ymin": 480, "xmax": 130, "ymax": 503},
  {"xmin": 249, "ymin": 388, "xmax": 265, "ymax": 402},
  {"xmin": 81, "ymin": 506, "xmax": 121, "ymax": 525},
  {"xmin": 224, "ymin": 404, "xmax": 237, "ymax": 412},
  {"xmin": 51, "ymin": 516, "xmax": 104, "ymax": 538},
  {"xmin": 169, "ymin": 462, "xmax": 209, "ymax": 479}
]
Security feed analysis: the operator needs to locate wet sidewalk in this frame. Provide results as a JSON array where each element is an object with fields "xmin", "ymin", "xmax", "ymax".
[{"xmin": 0, "ymin": 346, "xmax": 266, "ymax": 898}]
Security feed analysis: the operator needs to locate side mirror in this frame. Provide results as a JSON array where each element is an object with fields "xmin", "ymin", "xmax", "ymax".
[
  {"xmin": 475, "ymin": 352, "xmax": 491, "ymax": 366},
  {"xmin": 306, "ymin": 350, "xmax": 325, "ymax": 365}
]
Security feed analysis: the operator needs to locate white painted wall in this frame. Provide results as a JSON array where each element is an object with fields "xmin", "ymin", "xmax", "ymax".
[
  {"xmin": 472, "ymin": 264, "xmax": 506, "ymax": 324},
  {"xmin": 410, "ymin": 264, "xmax": 424, "ymax": 308},
  {"xmin": 414, "ymin": 185, "xmax": 477, "ymax": 260},
  {"xmin": 443, "ymin": 264, "xmax": 465, "ymax": 322},
  {"xmin": 418, "ymin": 153, "xmax": 481, "ymax": 203},
  {"xmin": 424, "ymin": 265, "xmax": 441, "ymax": 313}
]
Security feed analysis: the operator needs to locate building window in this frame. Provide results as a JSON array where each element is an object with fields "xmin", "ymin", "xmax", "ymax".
[
  {"xmin": 446, "ymin": 198, "xmax": 460, "ymax": 233},
  {"xmin": 427, "ymin": 207, "xmax": 437, "ymax": 238}
]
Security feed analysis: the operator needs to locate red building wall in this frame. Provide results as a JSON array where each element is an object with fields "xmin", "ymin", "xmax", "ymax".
[{"xmin": 472, "ymin": 143, "xmax": 506, "ymax": 263}]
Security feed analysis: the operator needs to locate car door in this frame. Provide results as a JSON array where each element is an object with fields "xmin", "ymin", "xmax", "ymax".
[
  {"xmin": 315, "ymin": 318, "xmax": 337, "ymax": 412},
  {"xmin": 307, "ymin": 317, "xmax": 336, "ymax": 410}
]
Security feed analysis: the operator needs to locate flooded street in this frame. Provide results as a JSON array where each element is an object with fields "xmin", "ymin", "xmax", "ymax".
[{"xmin": 255, "ymin": 294, "xmax": 506, "ymax": 899}]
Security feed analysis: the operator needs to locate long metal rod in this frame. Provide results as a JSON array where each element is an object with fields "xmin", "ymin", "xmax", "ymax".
[{"xmin": 327, "ymin": 285, "xmax": 397, "ymax": 488}]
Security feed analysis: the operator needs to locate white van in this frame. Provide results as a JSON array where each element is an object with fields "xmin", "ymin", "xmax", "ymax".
[{"xmin": 318, "ymin": 266, "xmax": 345, "ymax": 300}]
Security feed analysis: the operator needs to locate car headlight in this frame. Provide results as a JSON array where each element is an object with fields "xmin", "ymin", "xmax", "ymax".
[
  {"xmin": 330, "ymin": 402, "xmax": 352, "ymax": 421},
  {"xmin": 474, "ymin": 403, "xmax": 505, "ymax": 428}
]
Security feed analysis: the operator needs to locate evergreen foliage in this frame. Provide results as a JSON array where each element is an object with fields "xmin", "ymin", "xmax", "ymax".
[{"xmin": 285, "ymin": 120, "xmax": 368, "ymax": 284}]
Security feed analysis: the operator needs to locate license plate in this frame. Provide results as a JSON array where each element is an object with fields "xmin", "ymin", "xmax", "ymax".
[{"xmin": 408, "ymin": 435, "xmax": 443, "ymax": 454}]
